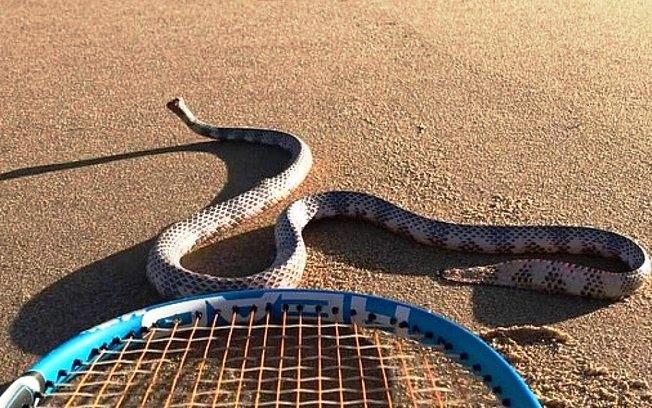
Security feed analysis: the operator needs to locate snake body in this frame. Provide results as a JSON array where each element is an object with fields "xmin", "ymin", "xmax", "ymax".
[{"xmin": 146, "ymin": 98, "xmax": 650, "ymax": 299}]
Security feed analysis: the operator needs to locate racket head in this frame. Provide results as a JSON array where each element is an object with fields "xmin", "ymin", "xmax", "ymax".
[{"xmin": 1, "ymin": 289, "xmax": 541, "ymax": 407}]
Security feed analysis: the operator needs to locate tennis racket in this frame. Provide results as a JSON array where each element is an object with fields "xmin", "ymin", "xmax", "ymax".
[{"xmin": 0, "ymin": 289, "xmax": 541, "ymax": 407}]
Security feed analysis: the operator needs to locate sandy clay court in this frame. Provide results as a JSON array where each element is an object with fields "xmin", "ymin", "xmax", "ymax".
[{"xmin": 1, "ymin": 1, "xmax": 651, "ymax": 406}]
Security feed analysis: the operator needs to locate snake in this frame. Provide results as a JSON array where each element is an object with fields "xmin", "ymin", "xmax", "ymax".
[{"xmin": 146, "ymin": 98, "xmax": 650, "ymax": 300}]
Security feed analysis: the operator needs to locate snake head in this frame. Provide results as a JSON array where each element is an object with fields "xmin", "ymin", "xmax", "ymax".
[{"xmin": 167, "ymin": 97, "xmax": 197, "ymax": 127}]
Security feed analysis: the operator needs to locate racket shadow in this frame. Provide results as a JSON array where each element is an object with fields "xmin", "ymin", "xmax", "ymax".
[
  {"xmin": 9, "ymin": 139, "xmax": 291, "ymax": 356},
  {"xmin": 11, "ymin": 217, "xmax": 611, "ymax": 357}
]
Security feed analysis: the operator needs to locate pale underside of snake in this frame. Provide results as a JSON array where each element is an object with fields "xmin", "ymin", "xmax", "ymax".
[{"xmin": 145, "ymin": 98, "xmax": 650, "ymax": 300}]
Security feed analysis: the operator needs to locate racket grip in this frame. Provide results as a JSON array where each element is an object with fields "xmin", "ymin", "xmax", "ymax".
[{"xmin": 0, "ymin": 373, "xmax": 43, "ymax": 408}]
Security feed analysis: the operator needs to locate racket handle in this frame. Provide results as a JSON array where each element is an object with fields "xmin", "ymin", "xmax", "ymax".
[{"xmin": 0, "ymin": 373, "xmax": 44, "ymax": 408}]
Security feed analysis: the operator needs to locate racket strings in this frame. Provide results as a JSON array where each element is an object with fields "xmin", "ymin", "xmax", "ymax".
[{"xmin": 42, "ymin": 309, "xmax": 492, "ymax": 407}]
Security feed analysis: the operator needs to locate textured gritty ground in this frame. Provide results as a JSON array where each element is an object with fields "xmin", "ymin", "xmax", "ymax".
[{"xmin": 1, "ymin": 1, "xmax": 651, "ymax": 406}]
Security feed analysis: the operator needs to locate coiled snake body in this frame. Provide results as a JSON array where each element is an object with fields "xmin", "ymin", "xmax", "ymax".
[{"xmin": 146, "ymin": 98, "xmax": 650, "ymax": 299}]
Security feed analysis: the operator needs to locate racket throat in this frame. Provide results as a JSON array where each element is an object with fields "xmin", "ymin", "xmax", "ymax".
[{"xmin": 0, "ymin": 371, "xmax": 45, "ymax": 408}]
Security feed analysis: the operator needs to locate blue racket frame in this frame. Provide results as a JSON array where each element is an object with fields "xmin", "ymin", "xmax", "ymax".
[{"xmin": 1, "ymin": 289, "xmax": 541, "ymax": 408}]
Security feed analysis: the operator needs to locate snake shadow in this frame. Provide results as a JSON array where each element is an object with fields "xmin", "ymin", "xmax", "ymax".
[
  {"xmin": 298, "ymin": 220, "xmax": 613, "ymax": 326},
  {"xmin": 186, "ymin": 218, "xmax": 612, "ymax": 327},
  {"xmin": 8, "ymin": 139, "xmax": 289, "ymax": 355},
  {"xmin": 8, "ymin": 140, "xmax": 612, "ymax": 357}
]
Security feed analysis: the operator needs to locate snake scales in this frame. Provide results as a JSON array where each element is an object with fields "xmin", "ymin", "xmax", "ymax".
[{"xmin": 146, "ymin": 98, "xmax": 650, "ymax": 300}]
